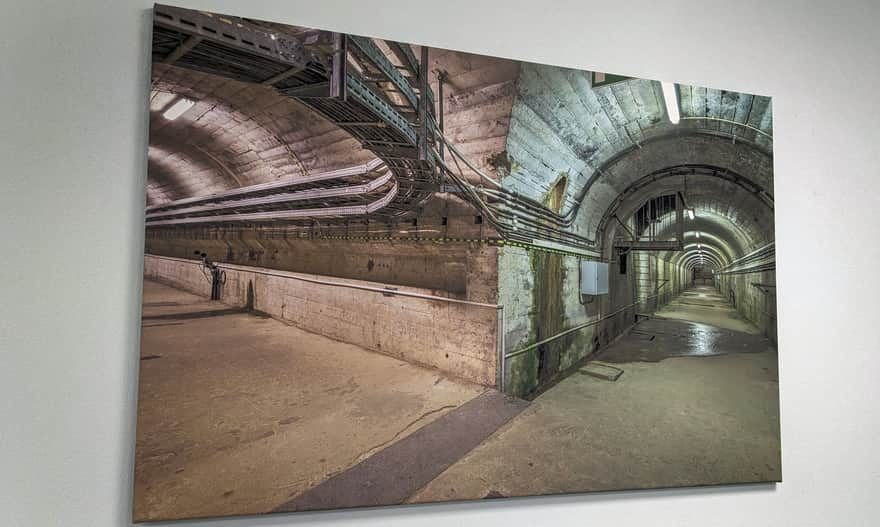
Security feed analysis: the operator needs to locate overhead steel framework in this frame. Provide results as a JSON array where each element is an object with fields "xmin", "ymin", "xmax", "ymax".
[
  {"xmin": 152, "ymin": 4, "xmax": 437, "ymax": 222},
  {"xmin": 144, "ymin": 159, "xmax": 395, "ymax": 226},
  {"xmin": 148, "ymin": 5, "xmax": 773, "ymax": 257},
  {"xmin": 149, "ymin": 4, "xmax": 607, "ymax": 254},
  {"xmin": 612, "ymin": 193, "xmax": 685, "ymax": 252}
]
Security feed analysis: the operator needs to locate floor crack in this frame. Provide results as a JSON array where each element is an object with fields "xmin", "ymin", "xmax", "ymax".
[{"xmin": 335, "ymin": 403, "xmax": 459, "ymax": 474}]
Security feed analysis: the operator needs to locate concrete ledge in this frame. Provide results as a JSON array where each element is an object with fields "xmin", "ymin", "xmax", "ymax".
[{"xmin": 143, "ymin": 254, "xmax": 498, "ymax": 386}]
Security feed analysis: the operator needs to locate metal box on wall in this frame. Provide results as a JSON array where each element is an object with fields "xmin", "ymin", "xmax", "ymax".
[{"xmin": 580, "ymin": 260, "xmax": 609, "ymax": 295}]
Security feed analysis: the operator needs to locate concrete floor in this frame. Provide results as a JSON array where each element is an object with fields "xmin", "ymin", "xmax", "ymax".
[
  {"xmin": 408, "ymin": 286, "xmax": 780, "ymax": 504},
  {"xmin": 654, "ymin": 285, "xmax": 759, "ymax": 334},
  {"xmin": 134, "ymin": 280, "xmax": 484, "ymax": 522},
  {"xmin": 134, "ymin": 281, "xmax": 780, "ymax": 519}
]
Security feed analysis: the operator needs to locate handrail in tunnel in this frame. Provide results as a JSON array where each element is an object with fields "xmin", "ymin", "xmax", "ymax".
[
  {"xmin": 145, "ymin": 253, "xmax": 507, "ymax": 389},
  {"xmin": 503, "ymin": 285, "xmax": 671, "ymax": 362}
]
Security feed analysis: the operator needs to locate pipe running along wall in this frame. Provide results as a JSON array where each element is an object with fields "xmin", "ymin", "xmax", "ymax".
[{"xmin": 494, "ymin": 65, "xmax": 775, "ymax": 396}]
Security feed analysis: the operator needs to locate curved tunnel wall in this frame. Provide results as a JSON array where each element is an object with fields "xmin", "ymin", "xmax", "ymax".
[
  {"xmin": 144, "ymin": 46, "xmax": 776, "ymax": 396},
  {"xmin": 148, "ymin": 64, "xmax": 377, "ymax": 206},
  {"xmin": 498, "ymin": 63, "xmax": 775, "ymax": 396},
  {"xmin": 145, "ymin": 48, "xmax": 521, "ymax": 303}
]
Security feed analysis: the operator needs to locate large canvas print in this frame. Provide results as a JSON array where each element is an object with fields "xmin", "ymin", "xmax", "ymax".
[{"xmin": 135, "ymin": 4, "xmax": 779, "ymax": 521}]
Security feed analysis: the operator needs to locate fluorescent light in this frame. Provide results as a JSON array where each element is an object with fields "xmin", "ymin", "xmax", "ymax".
[
  {"xmin": 697, "ymin": 244, "xmax": 702, "ymax": 249},
  {"xmin": 695, "ymin": 232, "xmax": 700, "ymax": 238},
  {"xmin": 687, "ymin": 209, "xmax": 695, "ymax": 220},
  {"xmin": 661, "ymin": 81, "xmax": 680, "ymax": 124},
  {"xmin": 163, "ymin": 98, "xmax": 195, "ymax": 121}
]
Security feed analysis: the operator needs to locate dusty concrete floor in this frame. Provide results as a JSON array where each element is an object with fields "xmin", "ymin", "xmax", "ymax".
[
  {"xmin": 135, "ymin": 281, "xmax": 780, "ymax": 517},
  {"xmin": 654, "ymin": 285, "xmax": 759, "ymax": 334},
  {"xmin": 134, "ymin": 280, "xmax": 484, "ymax": 522},
  {"xmin": 409, "ymin": 286, "xmax": 780, "ymax": 504}
]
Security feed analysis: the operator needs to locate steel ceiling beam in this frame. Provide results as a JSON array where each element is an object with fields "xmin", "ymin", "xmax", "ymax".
[{"xmin": 153, "ymin": 4, "xmax": 309, "ymax": 70}]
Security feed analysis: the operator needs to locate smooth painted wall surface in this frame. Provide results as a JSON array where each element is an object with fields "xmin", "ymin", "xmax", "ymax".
[{"xmin": 2, "ymin": 1, "xmax": 880, "ymax": 526}]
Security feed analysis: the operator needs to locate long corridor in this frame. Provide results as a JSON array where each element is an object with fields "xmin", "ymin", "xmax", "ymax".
[
  {"xmin": 135, "ymin": 280, "xmax": 491, "ymax": 520},
  {"xmin": 652, "ymin": 285, "xmax": 762, "ymax": 334},
  {"xmin": 408, "ymin": 286, "xmax": 781, "ymax": 503},
  {"xmin": 129, "ymin": 9, "xmax": 782, "ymax": 518}
]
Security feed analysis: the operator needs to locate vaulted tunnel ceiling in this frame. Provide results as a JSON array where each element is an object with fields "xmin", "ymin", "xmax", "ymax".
[
  {"xmin": 147, "ymin": 64, "xmax": 375, "ymax": 206},
  {"xmin": 145, "ymin": 10, "xmax": 772, "ymax": 265},
  {"xmin": 146, "ymin": 47, "xmax": 519, "ymax": 208},
  {"xmin": 500, "ymin": 61, "xmax": 773, "ymax": 261},
  {"xmin": 607, "ymin": 177, "xmax": 774, "ymax": 271}
]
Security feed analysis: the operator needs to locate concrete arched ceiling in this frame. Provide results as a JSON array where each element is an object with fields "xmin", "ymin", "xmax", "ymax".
[
  {"xmin": 606, "ymin": 174, "xmax": 773, "ymax": 253},
  {"xmin": 427, "ymin": 48, "xmax": 521, "ymax": 179},
  {"xmin": 147, "ymin": 63, "xmax": 376, "ymax": 207},
  {"xmin": 500, "ymin": 62, "xmax": 773, "ymax": 252},
  {"xmin": 146, "ymin": 49, "xmax": 520, "ymax": 210},
  {"xmin": 146, "ymin": 35, "xmax": 773, "ymax": 248},
  {"xmin": 676, "ymin": 229, "xmax": 738, "ymax": 265}
]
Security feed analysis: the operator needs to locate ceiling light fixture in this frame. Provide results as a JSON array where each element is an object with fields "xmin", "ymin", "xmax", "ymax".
[
  {"xmin": 162, "ymin": 98, "xmax": 195, "ymax": 121},
  {"xmin": 686, "ymin": 209, "xmax": 695, "ymax": 220},
  {"xmin": 661, "ymin": 81, "xmax": 680, "ymax": 124},
  {"xmin": 695, "ymin": 232, "xmax": 701, "ymax": 238}
]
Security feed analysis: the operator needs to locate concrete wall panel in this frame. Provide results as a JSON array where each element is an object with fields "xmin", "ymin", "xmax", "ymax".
[{"xmin": 144, "ymin": 254, "xmax": 498, "ymax": 386}]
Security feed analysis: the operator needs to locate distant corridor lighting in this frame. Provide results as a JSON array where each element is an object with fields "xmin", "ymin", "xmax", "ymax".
[
  {"xmin": 695, "ymin": 232, "xmax": 700, "ymax": 238},
  {"xmin": 163, "ymin": 98, "xmax": 195, "ymax": 121},
  {"xmin": 686, "ymin": 209, "xmax": 695, "ymax": 220},
  {"xmin": 661, "ymin": 81, "xmax": 680, "ymax": 124}
]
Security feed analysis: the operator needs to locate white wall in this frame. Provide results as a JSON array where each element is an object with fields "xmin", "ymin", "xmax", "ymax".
[{"xmin": 2, "ymin": 1, "xmax": 879, "ymax": 526}]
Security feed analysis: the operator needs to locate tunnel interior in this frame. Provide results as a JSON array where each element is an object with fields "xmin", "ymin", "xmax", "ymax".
[
  {"xmin": 141, "ymin": 9, "xmax": 777, "ymax": 395},
  {"xmin": 133, "ymin": 5, "xmax": 780, "ymax": 520}
]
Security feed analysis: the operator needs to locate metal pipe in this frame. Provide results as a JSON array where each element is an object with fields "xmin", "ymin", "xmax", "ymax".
[
  {"xmin": 417, "ymin": 45, "xmax": 429, "ymax": 161},
  {"xmin": 504, "ymin": 289, "xmax": 668, "ymax": 360},
  {"xmin": 162, "ymin": 35, "xmax": 202, "ymax": 65},
  {"xmin": 717, "ymin": 242, "xmax": 776, "ymax": 274},
  {"xmin": 145, "ymin": 182, "xmax": 399, "ymax": 226},
  {"xmin": 145, "ymin": 159, "xmax": 386, "ymax": 213},
  {"xmin": 145, "ymin": 172, "xmax": 394, "ymax": 220},
  {"xmin": 145, "ymin": 253, "xmax": 501, "ymax": 309},
  {"xmin": 679, "ymin": 117, "xmax": 774, "ymax": 140},
  {"xmin": 148, "ymin": 253, "xmax": 510, "ymax": 391},
  {"xmin": 497, "ymin": 305, "xmax": 505, "ymax": 392}
]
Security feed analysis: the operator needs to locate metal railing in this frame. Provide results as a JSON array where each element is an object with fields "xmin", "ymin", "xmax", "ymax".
[
  {"xmin": 144, "ymin": 253, "xmax": 507, "ymax": 389},
  {"xmin": 503, "ymin": 287, "xmax": 670, "ymax": 362}
]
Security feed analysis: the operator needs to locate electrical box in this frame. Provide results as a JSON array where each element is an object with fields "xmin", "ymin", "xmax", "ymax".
[{"xmin": 580, "ymin": 260, "xmax": 609, "ymax": 295}]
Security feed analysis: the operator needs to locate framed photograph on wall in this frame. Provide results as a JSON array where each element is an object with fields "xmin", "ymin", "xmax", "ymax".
[{"xmin": 135, "ymin": 3, "xmax": 779, "ymax": 521}]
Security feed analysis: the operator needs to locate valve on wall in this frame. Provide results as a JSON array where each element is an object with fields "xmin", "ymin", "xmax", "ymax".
[{"xmin": 195, "ymin": 251, "xmax": 226, "ymax": 300}]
